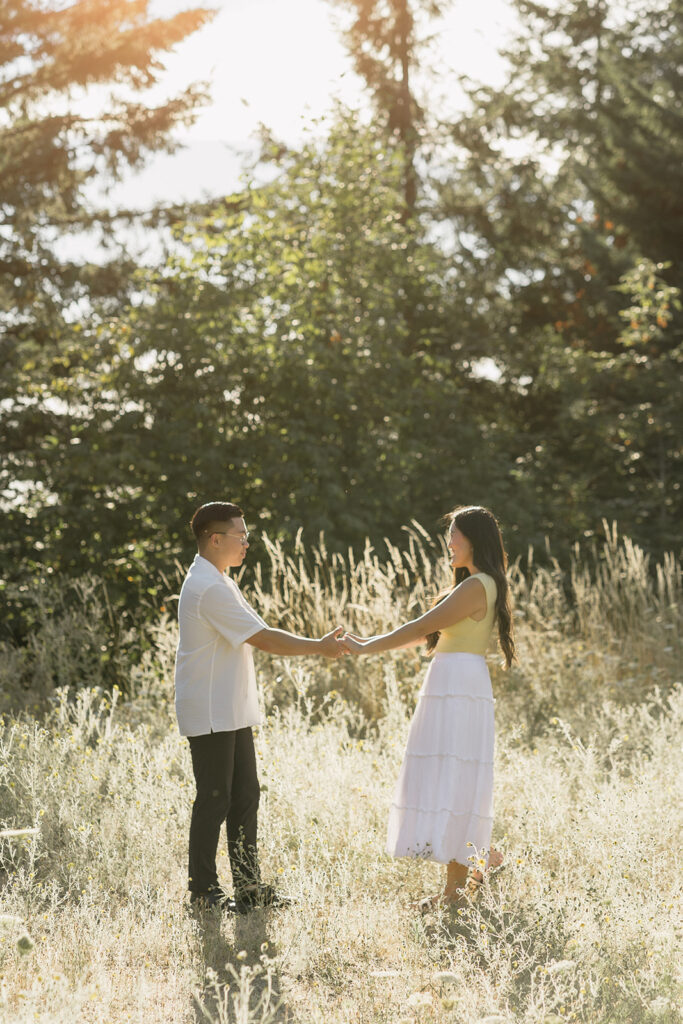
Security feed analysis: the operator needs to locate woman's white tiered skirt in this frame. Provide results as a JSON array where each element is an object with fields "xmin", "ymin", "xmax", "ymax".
[{"xmin": 386, "ymin": 653, "xmax": 494, "ymax": 866}]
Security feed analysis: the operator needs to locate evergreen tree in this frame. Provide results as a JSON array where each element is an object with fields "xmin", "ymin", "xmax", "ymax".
[
  {"xmin": 0, "ymin": 0, "xmax": 213, "ymax": 628},
  {"xmin": 0, "ymin": 120, "xmax": 523, "ymax": 621},
  {"xmin": 0, "ymin": 0, "xmax": 213, "ymax": 358},
  {"xmin": 435, "ymin": 0, "xmax": 683, "ymax": 550},
  {"xmin": 328, "ymin": 0, "xmax": 450, "ymax": 217}
]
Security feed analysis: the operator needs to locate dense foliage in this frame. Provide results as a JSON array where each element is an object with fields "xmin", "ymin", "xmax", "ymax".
[
  {"xmin": 438, "ymin": 0, "xmax": 683, "ymax": 548},
  {"xmin": 1, "ymin": 0, "xmax": 681, "ymax": 646},
  {"xmin": 0, "ymin": 0, "xmax": 213, "ymax": 631}
]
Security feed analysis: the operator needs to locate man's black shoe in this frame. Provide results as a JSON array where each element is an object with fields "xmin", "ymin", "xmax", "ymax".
[
  {"xmin": 234, "ymin": 883, "xmax": 291, "ymax": 915},
  {"xmin": 190, "ymin": 885, "xmax": 237, "ymax": 912}
]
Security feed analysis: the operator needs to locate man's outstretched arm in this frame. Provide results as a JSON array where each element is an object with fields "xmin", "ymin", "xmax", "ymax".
[{"xmin": 247, "ymin": 625, "xmax": 344, "ymax": 658}]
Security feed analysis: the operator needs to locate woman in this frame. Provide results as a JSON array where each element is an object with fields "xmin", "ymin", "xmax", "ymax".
[{"xmin": 341, "ymin": 505, "xmax": 515, "ymax": 909}]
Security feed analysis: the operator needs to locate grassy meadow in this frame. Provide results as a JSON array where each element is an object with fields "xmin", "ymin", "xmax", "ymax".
[{"xmin": 0, "ymin": 526, "xmax": 681, "ymax": 1023}]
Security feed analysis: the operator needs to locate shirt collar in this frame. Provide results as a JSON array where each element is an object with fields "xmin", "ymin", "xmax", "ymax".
[{"xmin": 192, "ymin": 553, "xmax": 229, "ymax": 582}]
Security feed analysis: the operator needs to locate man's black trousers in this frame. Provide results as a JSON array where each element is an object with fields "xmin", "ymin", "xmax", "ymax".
[{"xmin": 187, "ymin": 727, "xmax": 260, "ymax": 896}]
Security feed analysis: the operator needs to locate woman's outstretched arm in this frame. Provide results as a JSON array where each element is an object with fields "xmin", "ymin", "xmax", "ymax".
[
  {"xmin": 343, "ymin": 631, "xmax": 423, "ymax": 650},
  {"xmin": 341, "ymin": 577, "xmax": 487, "ymax": 655}
]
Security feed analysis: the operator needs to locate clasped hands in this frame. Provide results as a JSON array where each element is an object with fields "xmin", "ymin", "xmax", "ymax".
[{"xmin": 318, "ymin": 625, "xmax": 370, "ymax": 658}]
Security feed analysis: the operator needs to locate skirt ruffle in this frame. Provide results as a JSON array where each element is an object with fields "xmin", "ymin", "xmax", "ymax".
[{"xmin": 386, "ymin": 653, "xmax": 494, "ymax": 865}]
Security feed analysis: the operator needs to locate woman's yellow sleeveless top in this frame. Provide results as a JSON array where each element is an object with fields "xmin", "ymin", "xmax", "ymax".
[{"xmin": 434, "ymin": 572, "xmax": 497, "ymax": 655}]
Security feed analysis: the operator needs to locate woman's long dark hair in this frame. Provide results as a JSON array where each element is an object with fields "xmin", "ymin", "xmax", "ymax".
[{"xmin": 425, "ymin": 505, "xmax": 515, "ymax": 669}]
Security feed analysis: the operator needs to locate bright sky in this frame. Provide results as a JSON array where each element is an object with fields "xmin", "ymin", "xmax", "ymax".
[{"xmin": 114, "ymin": 0, "xmax": 517, "ymax": 205}]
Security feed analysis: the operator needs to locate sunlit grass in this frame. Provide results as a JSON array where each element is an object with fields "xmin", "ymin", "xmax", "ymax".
[
  {"xmin": 0, "ymin": 524, "xmax": 680, "ymax": 1022},
  {"xmin": 1, "ymin": 683, "xmax": 680, "ymax": 1023}
]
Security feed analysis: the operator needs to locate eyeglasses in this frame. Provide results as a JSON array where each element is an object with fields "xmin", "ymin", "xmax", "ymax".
[{"xmin": 207, "ymin": 530, "xmax": 250, "ymax": 542}]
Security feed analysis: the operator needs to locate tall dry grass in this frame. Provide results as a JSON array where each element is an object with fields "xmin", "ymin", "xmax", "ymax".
[
  {"xmin": 0, "ymin": 524, "xmax": 680, "ymax": 1022},
  {"xmin": 2, "ymin": 522, "xmax": 679, "ymax": 733},
  {"xmin": 249, "ymin": 521, "xmax": 681, "ymax": 736},
  {"xmin": 1, "ymin": 681, "xmax": 681, "ymax": 1023}
]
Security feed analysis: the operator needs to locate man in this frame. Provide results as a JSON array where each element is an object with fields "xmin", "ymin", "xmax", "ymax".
[{"xmin": 174, "ymin": 500, "xmax": 343, "ymax": 913}]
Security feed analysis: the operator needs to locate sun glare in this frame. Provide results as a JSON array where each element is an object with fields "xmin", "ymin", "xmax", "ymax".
[
  {"xmin": 152, "ymin": 0, "xmax": 515, "ymax": 145},
  {"xmin": 112, "ymin": 0, "xmax": 517, "ymax": 203}
]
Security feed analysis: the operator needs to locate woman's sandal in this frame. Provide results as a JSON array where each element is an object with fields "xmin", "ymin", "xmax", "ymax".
[
  {"xmin": 413, "ymin": 851, "xmax": 505, "ymax": 914},
  {"xmin": 413, "ymin": 893, "xmax": 442, "ymax": 914},
  {"xmin": 414, "ymin": 885, "xmax": 476, "ymax": 915},
  {"xmin": 465, "ymin": 874, "xmax": 483, "ymax": 899},
  {"xmin": 461, "ymin": 854, "xmax": 504, "ymax": 901}
]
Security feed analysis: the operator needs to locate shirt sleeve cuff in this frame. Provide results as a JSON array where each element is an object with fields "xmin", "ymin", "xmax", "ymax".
[{"xmin": 232, "ymin": 621, "xmax": 266, "ymax": 647}]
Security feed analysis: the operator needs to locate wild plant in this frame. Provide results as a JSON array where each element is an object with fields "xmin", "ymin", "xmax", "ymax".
[
  {"xmin": 0, "ymin": 675, "xmax": 680, "ymax": 1022},
  {"xmin": 0, "ymin": 524, "xmax": 679, "ymax": 1021}
]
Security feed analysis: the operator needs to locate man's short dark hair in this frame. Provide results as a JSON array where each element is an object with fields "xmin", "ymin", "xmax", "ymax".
[{"xmin": 191, "ymin": 501, "xmax": 244, "ymax": 541}]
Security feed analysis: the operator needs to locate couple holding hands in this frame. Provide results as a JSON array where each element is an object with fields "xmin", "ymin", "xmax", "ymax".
[{"xmin": 174, "ymin": 500, "xmax": 514, "ymax": 915}]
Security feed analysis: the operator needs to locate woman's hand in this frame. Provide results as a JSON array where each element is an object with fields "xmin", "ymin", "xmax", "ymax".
[{"xmin": 339, "ymin": 633, "xmax": 372, "ymax": 655}]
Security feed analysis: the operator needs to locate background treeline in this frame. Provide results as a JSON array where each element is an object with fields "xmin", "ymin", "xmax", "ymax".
[{"xmin": 1, "ymin": 0, "xmax": 681, "ymax": 645}]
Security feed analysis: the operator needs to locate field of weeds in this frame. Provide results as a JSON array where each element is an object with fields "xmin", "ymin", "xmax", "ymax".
[{"xmin": 0, "ymin": 526, "xmax": 681, "ymax": 1023}]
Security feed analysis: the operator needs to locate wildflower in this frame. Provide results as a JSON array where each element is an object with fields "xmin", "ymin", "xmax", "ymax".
[
  {"xmin": 0, "ymin": 915, "xmax": 24, "ymax": 931},
  {"xmin": 407, "ymin": 992, "xmax": 433, "ymax": 1008},
  {"xmin": 546, "ymin": 960, "xmax": 575, "ymax": 974},
  {"xmin": 432, "ymin": 971, "xmax": 458, "ymax": 985},
  {"xmin": 236, "ymin": 950, "xmax": 248, "ymax": 961}
]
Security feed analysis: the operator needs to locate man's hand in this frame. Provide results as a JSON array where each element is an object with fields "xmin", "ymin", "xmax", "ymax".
[{"xmin": 317, "ymin": 625, "xmax": 345, "ymax": 658}]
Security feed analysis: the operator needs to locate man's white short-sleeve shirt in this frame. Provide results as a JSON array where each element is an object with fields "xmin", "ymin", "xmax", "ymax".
[{"xmin": 174, "ymin": 555, "xmax": 267, "ymax": 737}]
